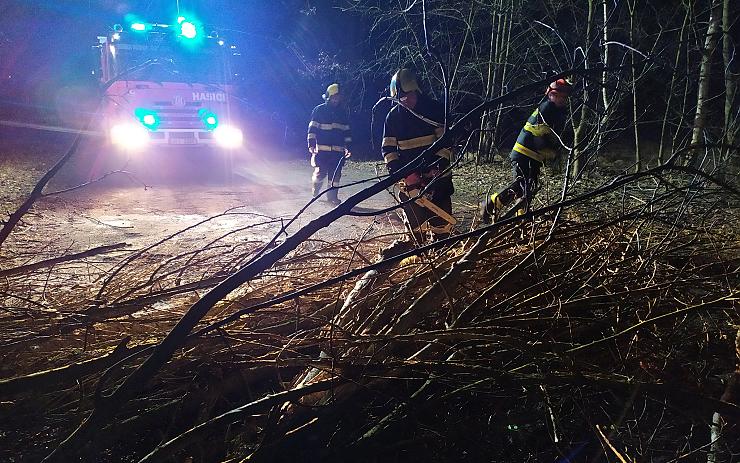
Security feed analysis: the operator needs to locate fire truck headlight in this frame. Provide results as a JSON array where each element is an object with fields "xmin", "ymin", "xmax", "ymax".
[
  {"xmin": 214, "ymin": 125, "xmax": 243, "ymax": 149},
  {"xmin": 110, "ymin": 123, "xmax": 150, "ymax": 150}
]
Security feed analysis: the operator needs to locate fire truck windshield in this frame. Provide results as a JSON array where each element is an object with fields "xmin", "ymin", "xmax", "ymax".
[{"xmin": 105, "ymin": 33, "xmax": 233, "ymax": 85}]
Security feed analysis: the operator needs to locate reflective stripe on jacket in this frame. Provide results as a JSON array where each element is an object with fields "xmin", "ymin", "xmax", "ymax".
[
  {"xmin": 307, "ymin": 103, "xmax": 352, "ymax": 152},
  {"xmin": 381, "ymin": 95, "xmax": 451, "ymax": 174},
  {"xmin": 511, "ymin": 99, "xmax": 567, "ymax": 164}
]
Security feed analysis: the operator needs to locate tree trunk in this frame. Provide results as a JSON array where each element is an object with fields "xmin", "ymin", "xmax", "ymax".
[
  {"xmin": 477, "ymin": 4, "xmax": 498, "ymax": 164},
  {"xmin": 595, "ymin": 0, "xmax": 611, "ymax": 160},
  {"xmin": 571, "ymin": 0, "xmax": 595, "ymax": 179},
  {"xmin": 721, "ymin": 0, "xmax": 737, "ymax": 162},
  {"xmin": 658, "ymin": 6, "xmax": 689, "ymax": 164},
  {"xmin": 671, "ymin": 2, "xmax": 696, "ymax": 156},
  {"xmin": 708, "ymin": 328, "xmax": 740, "ymax": 463},
  {"xmin": 689, "ymin": 0, "xmax": 723, "ymax": 167},
  {"xmin": 493, "ymin": 1, "xmax": 513, "ymax": 152},
  {"xmin": 629, "ymin": 0, "xmax": 641, "ymax": 171}
]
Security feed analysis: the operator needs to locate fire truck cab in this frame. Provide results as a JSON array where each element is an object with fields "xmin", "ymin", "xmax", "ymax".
[{"xmin": 96, "ymin": 17, "xmax": 243, "ymax": 152}]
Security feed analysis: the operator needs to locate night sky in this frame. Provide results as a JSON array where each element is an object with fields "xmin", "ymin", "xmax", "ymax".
[{"xmin": 0, "ymin": 0, "xmax": 379, "ymax": 157}]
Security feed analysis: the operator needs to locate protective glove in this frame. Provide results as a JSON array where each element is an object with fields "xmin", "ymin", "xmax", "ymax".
[
  {"xmin": 403, "ymin": 172, "xmax": 422, "ymax": 189},
  {"xmin": 387, "ymin": 159, "xmax": 403, "ymax": 175}
]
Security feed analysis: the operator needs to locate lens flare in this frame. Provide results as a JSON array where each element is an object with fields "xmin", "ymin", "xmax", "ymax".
[
  {"xmin": 214, "ymin": 125, "xmax": 243, "ymax": 149},
  {"xmin": 180, "ymin": 21, "xmax": 197, "ymax": 39},
  {"xmin": 110, "ymin": 123, "xmax": 149, "ymax": 150}
]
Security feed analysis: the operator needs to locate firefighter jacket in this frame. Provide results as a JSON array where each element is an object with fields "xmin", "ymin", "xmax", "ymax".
[
  {"xmin": 381, "ymin": 94, "xmax": 452, "ymax": 177},
  {"xmin": 511, "ymin": 99, "xmax": 568, "ymax": 165},
  {"xmin": 307, "ymin": 102, "xmax": 352, "ymax": 154}
]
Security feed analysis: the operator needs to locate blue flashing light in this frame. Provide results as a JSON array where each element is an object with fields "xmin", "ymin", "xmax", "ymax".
[
  {"xmin": 135, "ymin": 108, "xmax": 160, "ymax": 131},
  {"xmin": 180, "ymin": 21, "xmax": 198, "ymax": 39},
  {"xmin": 198, "ymin": 109, "xmax": 219, "ymax": 130}
]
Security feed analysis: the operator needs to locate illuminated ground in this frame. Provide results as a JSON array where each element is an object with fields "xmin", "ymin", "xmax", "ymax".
[
  {"xmin": 0, "ymin": 124, "xmax": 497, "ymax": 256},
  {"xmin": 3, "ymin": 161, "xmax": 406, "ymax": 257}
]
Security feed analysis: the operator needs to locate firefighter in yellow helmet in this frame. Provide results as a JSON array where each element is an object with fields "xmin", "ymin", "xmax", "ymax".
[
  {"xmin": 307, "ymin": 83, "xmax": 352, "ymax": 205},
  {"xmin": 480, "ymin": 78, "xmax": 572, "ymax": 223},
  {"xmin": 381, "ymin": 69, "xmax": 455, "ymax": 255}
]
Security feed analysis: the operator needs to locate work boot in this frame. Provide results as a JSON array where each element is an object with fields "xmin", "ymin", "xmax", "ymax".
[
  {"xmin": 378, "ymin": 239, "xmax": 415, "ymax": 261},
  {"xmin": 479, "ymin": 200, "xmax": 493, "ymax": 224},
  {"xmin": 479, "ymin": 192, "xmax": 502, "ymax": 225},
  {"xmin": 326, "ymin": 188, "xmax": 341, "ymax": 205},
  {"xmin": 311, "ymin": 181, "xmax": 323, "ymax": 198}
]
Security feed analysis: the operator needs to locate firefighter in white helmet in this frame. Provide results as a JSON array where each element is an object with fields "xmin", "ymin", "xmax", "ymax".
[
  {"xmin": 307, "ymin": 83, "xmax": 352, "ymax": 205},
  {"xmin": 381, "ymin": 68, "xmax": 455, "ymax": 255}
]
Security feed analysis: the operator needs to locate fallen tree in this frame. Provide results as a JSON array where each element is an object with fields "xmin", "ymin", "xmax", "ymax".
[{"xmin": 0, "ymin": 147, "xmax": 737, "ymax": 461}]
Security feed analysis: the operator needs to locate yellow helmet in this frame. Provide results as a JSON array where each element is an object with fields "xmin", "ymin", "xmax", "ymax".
[
  {"xmin": 390, "ymin": 69, "xmax": 420, "ymax": 98},
  {"xmin": 323, "ymin": 83, "xmax": 340, "ymax": 101}
]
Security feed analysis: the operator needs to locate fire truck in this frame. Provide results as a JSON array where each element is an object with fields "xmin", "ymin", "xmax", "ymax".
[{"xmin": 96, "ymin": 16, "xmax": 243, "ymax": 152}]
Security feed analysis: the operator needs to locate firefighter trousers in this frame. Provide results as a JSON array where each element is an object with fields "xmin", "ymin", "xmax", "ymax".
[
  {"xmin": 399, "ymin": 177, "xmax": 454, "ymax": 243},
  {"xmin": 484, "ymin": 155, "xmax": 541, "ymax": 219},
  {"xmin": 311, "ymin": 151, "xmax": 345, "ymax": 200}
]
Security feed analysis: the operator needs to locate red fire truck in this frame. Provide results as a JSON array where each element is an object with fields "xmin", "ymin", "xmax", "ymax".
[{"xmin": 96, "ymin": 17, "xmax": 243, "ymax": 152}]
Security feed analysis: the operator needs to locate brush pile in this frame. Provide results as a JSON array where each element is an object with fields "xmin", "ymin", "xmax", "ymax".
[{"xmin": 1, "ymin": 165, "xmax": 738, "ymax": 462}]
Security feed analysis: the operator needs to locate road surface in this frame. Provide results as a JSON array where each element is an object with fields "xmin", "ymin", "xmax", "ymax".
[{"xmin": 1, "ymin": 124, "xmax": 403, "ymax": 255}]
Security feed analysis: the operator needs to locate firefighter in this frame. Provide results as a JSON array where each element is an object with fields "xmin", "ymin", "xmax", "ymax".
[
  {"xmin": 480, "ymin": 78, "xmax": 572, "ymax": 223},
  {"xmin": 381, "ymin": 68, "xmax": 455, "ymax": 253},
  {"xmin": 307, "ymin": 83, "xmax": 352, "ymax": 205}
]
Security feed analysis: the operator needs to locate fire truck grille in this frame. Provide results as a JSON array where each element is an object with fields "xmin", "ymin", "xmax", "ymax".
[
  {"xmin": 169, "ymin": 132, "xmax": 196, "ymax": 139},
  {"xmin": 154, "ymin": 108, "xmax": 204, "ymax": 130}
]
